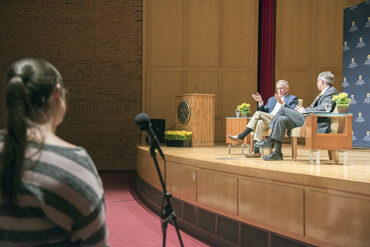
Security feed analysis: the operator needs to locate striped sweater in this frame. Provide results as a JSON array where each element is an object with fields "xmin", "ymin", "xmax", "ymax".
[{"xmin": 0, "ymin": 133, "xmax": 108, "ymax": 247}]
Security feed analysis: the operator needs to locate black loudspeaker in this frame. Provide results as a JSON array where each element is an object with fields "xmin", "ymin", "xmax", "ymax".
[{"xmin": 146, "ymin": 119, "xmax": 166, "ymax": 143}]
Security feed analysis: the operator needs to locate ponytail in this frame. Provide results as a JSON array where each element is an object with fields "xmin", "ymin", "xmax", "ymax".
[
  {"xmin": 0, "ymin": 76, "xmax": 31, "ymax": 212},
  {"xmin": 0, "ymin": 58, "xmax": 63, "ymax": 214}
]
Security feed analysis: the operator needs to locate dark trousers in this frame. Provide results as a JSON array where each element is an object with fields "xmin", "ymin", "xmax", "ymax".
[{"xmin": 268, "ymin": 107, "xmax": 305, "ymax": 142}]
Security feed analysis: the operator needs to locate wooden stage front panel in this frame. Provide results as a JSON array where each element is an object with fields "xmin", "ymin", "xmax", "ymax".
[{"xmin": 136, "ymin": 144, "xmax": 370, "ymax": 247}]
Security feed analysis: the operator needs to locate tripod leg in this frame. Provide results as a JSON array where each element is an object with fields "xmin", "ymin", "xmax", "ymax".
[
  {"xmin": 162, "ymin": 221, "xmax": 167, "ymax": 247},
  {"xmin": 172, "ymin": 217, "xmax": 184, "ymax": 247}
]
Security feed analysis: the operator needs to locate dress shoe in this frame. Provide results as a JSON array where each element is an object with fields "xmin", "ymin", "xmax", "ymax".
[
  {"xmin": 254, "ymin": 139, "xmax": 275, "ymax": 149},
  {"xmin": 245, "ymin": 152, "xmax": 261, "ymax": 158},
  {"xmin": 262, "ymin": 151, "xmax": 283, "ymax": 161},
  {"xmin": 228, "ymin": 134, "xmax": 244, "ymax": 144}
]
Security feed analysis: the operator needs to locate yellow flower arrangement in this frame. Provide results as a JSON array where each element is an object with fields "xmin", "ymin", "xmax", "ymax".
[
  {"xmin": 332, "ymin": 93, "xmax": 351, "ymax": 105},
  {"xmin": 164, "ymin": 130, "xmax": 192, "ymax": 141},
  {"xmin": 237, "ymin": 103, "xmax": 251, "ymax": 113}
]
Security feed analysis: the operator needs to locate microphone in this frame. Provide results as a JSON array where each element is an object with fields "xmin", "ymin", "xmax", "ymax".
[
  {"xmin": 192, "ymin": 87, "xmax": 197, "ymax": 93},
  {"xmin": 134, "ymin": 113, "xmax": 165, "ymax": 159}
]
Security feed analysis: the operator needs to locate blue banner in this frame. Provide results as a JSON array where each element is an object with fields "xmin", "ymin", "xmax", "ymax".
[{"xmin": 343, "ymin": 0, "xmax": 370, "ymax": 147}]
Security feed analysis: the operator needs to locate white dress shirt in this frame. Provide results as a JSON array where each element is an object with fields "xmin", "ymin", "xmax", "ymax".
[{"xmin": 259, "ymin": 95, "xmax": 287, "ymax": 116}]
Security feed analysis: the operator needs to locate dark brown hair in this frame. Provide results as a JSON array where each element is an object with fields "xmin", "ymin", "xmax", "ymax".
[{"xmin": 0, "ymin": 58, "xmax": 64, "ymax": 212}]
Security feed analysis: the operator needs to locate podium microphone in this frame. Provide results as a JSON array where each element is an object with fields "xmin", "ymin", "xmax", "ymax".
[
  {"xmin": 192, "ymin": 86, "xmax": 197, "ymax": 93},
  {"xmin": 134, "ymin": 113, "xmax": 165, "ymax": 159}
]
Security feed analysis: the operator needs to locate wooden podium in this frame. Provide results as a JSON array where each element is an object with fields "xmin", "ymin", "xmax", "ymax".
[{"xmin": 175, "ymin": 94, "xmax": 215, "ymax": 147}]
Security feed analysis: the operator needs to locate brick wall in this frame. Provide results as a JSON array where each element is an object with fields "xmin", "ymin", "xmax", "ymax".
[{"xmin": 0, "ymin": 0, "xmax": 142, "ymax": 171}]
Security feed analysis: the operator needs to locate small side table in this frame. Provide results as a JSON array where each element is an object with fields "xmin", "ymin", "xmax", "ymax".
[{"xmin": 226, "ymin": 117, "xmax": 252, "ymax": 154}]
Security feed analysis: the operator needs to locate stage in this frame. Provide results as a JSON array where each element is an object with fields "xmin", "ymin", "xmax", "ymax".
[{"xmin": 136, "ymin": 143, "xmax": 370, "ymax": 247}]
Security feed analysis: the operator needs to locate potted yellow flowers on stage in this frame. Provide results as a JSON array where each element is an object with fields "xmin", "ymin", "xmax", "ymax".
[
  {"xmin": 332, "ymin": 93, "xmax": 351, "ymax": 113},
  {"xmin": 237, "ymin": 103, "xmax": 251, "ymax": 117},
  {"xmin": 164, "ymin": 130, "xmax": 192, "ymax": 147}
]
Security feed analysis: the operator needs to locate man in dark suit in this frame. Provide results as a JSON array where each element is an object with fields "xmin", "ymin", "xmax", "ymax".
[
  {"xmin": 255, "ymin": 71, "xmax": 339, "ymax": 161},
  {"xmin": 228, "ymin": 80, "xmax": 298, "ymax": 158}
]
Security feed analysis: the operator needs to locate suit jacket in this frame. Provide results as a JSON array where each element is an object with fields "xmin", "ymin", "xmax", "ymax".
[
  {"xmin": 257, "ymin": 94, "xmax": 298, "ymax": 114},
  {"xmin": 305, "ymin": 86, "xmax": 339, "ymax": 133}
]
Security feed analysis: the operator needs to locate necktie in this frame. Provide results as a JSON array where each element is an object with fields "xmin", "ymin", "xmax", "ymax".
[{"xmin": 310, "ymin": 93, "xmax": 322, "ymax": 107}]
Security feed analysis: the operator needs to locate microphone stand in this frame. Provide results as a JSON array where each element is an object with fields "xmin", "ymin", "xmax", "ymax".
[{"xmin": 149, "ymin": 143, "xmax": 184, "ymax": 247}]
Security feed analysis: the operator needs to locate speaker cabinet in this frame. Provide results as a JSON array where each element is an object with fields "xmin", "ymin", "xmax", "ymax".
[{"xmin": 146, "ymin": 119, "xmax": 165, "ymax": 143}]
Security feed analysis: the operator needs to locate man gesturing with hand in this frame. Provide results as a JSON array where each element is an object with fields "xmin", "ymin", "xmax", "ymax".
[{"xmin": 228, "ymin": 80, "xmax": 298, "ymax": 158}]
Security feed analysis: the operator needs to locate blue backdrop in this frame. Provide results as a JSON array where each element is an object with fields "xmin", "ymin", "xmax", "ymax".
[{"xmin": 343, "ymin": 0, "xmax": 370, "ymax": 147}]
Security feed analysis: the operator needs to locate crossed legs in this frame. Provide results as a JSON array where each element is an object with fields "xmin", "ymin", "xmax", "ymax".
[
  {"xmin": 228, "ymin": 111, "xmax": 274, "ymax": 157},
  {"xmin": 255, "ymin": 107, "xmax": 305, "ymax": 161}
]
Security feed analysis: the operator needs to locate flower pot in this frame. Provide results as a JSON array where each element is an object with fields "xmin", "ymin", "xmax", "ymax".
[
  {"xmin": 241, "ymin": 111, "xmax": 251, "ymax": 117},
  {"xmin": 336, "ymin": 104, "xmax": 350, "ymax": 113},
  {"xmin": 165, "ymin": 140, "xmax": 191, "ymax": 147}
]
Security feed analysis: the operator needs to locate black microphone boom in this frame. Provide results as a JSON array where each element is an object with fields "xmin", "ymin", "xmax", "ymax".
[{"xmin": 134, "ymin": 113, "xmax": 165, "ymax": 159}]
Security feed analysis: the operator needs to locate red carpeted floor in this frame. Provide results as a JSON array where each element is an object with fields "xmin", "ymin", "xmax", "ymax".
[{"xmin": 100, "ymin": 172, "xmax": 211, "ymax": 247}]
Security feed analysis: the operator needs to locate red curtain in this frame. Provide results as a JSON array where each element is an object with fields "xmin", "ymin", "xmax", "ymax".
[{"xmin": 259, "ymin": 0, "xmax": 275, "ymax": 101}]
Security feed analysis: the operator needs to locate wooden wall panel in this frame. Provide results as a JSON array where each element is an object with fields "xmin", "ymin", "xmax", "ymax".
[
  {"xmin": 275, "ymin": 0, "xmax": 362, "ymax": 105},
  {"xmin": 151, "ymin": 0, "xmax": 183, "ymax": 67},
  {"xmin": 137, "ymin": 143, "xmax": 370, "ymax": 246},
  {"xmin": 145, "ymin": 0, "xmax": 361, "ymax": 143},
  {"xmin": 137, "ymin": 153, "xmax": 161, "ymax": 189},
  {"xmin": 170, "ymin": 164, "xmax": 197, "ymax": 202},
  {"xmin": 187, "ymin": 0, "xmax": 219, "ymax": 67},
  {"xmin": 186, "ymin": 72, "xmax": 218, "ymax": 95},
  {"xmin": 239, "ymin": 179, "xmax": 304, "ymax": 236},
  {"xmin": 278, "ymin": 0, "xmax": 313, "ymax": 68},
  {"xmin": 198, "ymin": 170, "xmax": 238, "ymax": 215},
  {"xmin": 279, "ymin": 73, "xmax": 312, "ymax": 107},
  {"xmin": 223, "ymin": 0, "xmax": 257, "ymax": 68},
  {"xmin": 314, "ymin": 0, "xmax": 346, "ymax": 68},
  {"xmin": 186, "ymin": 72, "xmax": 218, "ymax": 141},
  {"xmin": 222, "ymin": 72, "xmax": 257, "ymax": 138},
  {"xmin": 150, "ymin": 71, "xmax": 183, "ymax": 130},
  {"xmin": 143, "ymin": 0, "xmax": 259, "ymax": 142},
  {"xmin": 137, "ymin": 153, "xmax": 171, "ymax": 192},
  {"xmin": 306, "ymin": 190, "xmax": 370, "ymax": 247}
]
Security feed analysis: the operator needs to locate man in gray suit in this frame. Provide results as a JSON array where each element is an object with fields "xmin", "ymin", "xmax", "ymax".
[
  {"xmin": 255, "ymin": 71, "xmax": 339, "ymax": 161},
  {"xmin": 228, "ymin": 80, "xmax": 298, "ymax": 158}
]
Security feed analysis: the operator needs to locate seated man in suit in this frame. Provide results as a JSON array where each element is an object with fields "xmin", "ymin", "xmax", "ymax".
[
  {"xmin": 228, "ymin": 80, "xmax": 298, "ymax": 158},
  {"xmin": 255, "ymin": 71, "xmax": 339, "ymax": 161}
]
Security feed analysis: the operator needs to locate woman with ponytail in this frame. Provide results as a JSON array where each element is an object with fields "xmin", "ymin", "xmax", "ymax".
[{"xmin": 0, "ymin": 58, "xmax": 108, "ymax": 246}]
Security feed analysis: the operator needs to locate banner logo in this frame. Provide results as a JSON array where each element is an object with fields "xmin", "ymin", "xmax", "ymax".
[
  {"xmin": 365, "ymin": 55, "xmax": 370, "ymax": 66},
  {"xmin": 352, "ymin": 131, "xmax": 357, "ymax": 141},
  {"xmin": 350, "ymin": 95, "xmax": 357, "ymax": 105},
  {"xmin": 343, "ymin": 41, "xmax": 350, "ymax": 51},
  {"xmin": 348, "ymin": 58, "xmax": 357, "ymax": 68},
  {"xmin": 364, "ymin": 93, "xmax": 370, "ymax": 104},
  {"xmin": 356, "ymin": 75, "xmax": 365, "ymax": 86},
  {"xmin": 349, "ymin": 5, "xmax": 358, "ymax": 11},
  {"xmin": 364, "ymin": 131, "xmax": 370, "ymax": 142},
  {"xmin": 350, "ymin": 21, "xmax": 358, "ymax": 32},
  {"xmin": 355, "ymin": 112, "xmax": 365, "ymax": 123},
  {"xmin": 343, "ymin": 77, "xmax": 349, "ymax": 88},
  {"xmin": 356, "ymin": 37, "xmax": 366, "ymax": 48},
  {"xmin": 366, "ymin": 17, "xmax": 370, "ymax": 28}
]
